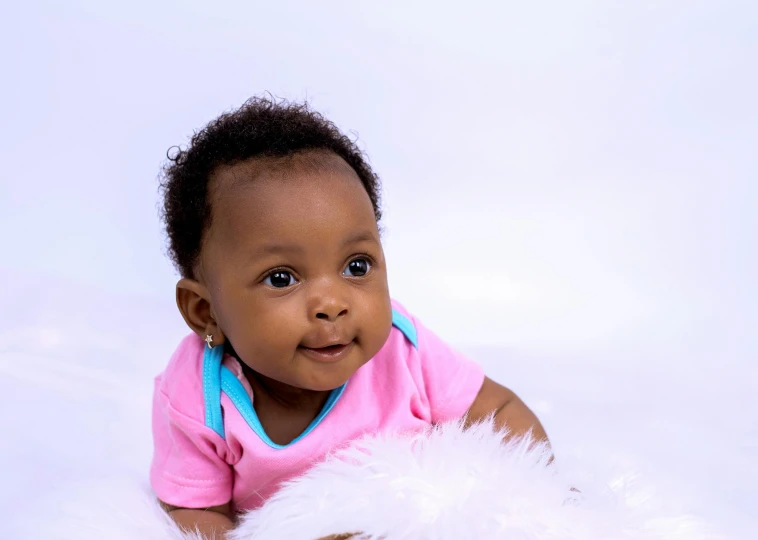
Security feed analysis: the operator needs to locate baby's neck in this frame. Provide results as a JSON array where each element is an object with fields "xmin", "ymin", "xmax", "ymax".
[
  {"xmin": 242, "ymin": 364, "xmax": 330, "ymax": 413},
  {"xmin": 242, "ymin": 365, "xmax": 332, "ymax": 446}
]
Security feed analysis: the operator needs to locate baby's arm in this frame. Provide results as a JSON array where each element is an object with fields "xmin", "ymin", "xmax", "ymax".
[
  {"xmin": 151, "ymin": 365, "xmax": 237, "ymax": 538},
  {"xmin": 465, "ymin": 376, "xmax": 550, "ymax": 449},
  {"xmin": 161, "ymin": 501, "xmax": 235, "ymax": 539},
  {"xmin": 396, "ymin": 304, "xmax": 549, "ymax": 448}
]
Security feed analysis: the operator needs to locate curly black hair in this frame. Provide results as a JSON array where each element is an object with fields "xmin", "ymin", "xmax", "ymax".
[{"xmin": 160, "ymin": 96, "xmax": 382, "ymax": 278}]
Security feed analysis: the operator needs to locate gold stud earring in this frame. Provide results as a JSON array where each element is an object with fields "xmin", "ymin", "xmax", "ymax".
[{"xmin": 205, "ymin": 334, "xmax": 214, "ymax": 349}]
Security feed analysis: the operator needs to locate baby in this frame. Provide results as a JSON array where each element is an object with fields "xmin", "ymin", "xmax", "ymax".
[{"xmin": 151, "ymin": 97, "xmax": 549, "ymax": 538}]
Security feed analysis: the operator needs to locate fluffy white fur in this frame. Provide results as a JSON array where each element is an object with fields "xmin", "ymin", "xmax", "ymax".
[{"xmin": 37, "ymin": 420, "xmax": 721, "ymax": 540}]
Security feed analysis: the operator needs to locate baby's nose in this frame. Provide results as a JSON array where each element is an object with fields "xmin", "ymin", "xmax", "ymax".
[{"xmin": 315, "ymin": 302, "xmax": 349, "ymax": 321}]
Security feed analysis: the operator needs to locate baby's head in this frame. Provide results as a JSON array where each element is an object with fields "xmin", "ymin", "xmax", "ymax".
[{"xmin": 161, "ymin": 97, "xmax": 393, "ymax": 392}]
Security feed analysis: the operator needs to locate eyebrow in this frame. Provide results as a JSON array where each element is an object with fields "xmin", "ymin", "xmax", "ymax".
[
  {"xmin": 255, "ymin": 244, "xmax": 305, "ymax": 256},
  {"xmin": 342, "ymin": 230, "xmax": 380, "ymax": 246},
  {"xmin": 254, "ymin": 231, "xmax": 378, "ymax": 258}
]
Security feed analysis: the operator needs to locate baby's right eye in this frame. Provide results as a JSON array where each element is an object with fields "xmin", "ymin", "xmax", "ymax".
[{"xmin": 263, "ymin": 271, "xmax": 297, "ymax": 288}]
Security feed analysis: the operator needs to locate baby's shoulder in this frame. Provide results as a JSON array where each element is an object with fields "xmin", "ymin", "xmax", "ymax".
[{"xmin": 154, "ymin": 333, "xmax": 207, "ymax": 421}]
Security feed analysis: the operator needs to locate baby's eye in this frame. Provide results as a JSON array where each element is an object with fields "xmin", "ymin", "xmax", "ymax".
[
  {"xmin": 344, "ymin": 258, "xmax": 371, "ymax": 277},
  {"xmin": 263, "ymin": 271, "xmax": 297, "ymax": 288}
]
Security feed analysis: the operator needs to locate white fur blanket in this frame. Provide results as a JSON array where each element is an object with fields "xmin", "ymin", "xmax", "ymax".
[
  {"xmin": 32, "ymin": 421, "xmax": 721, "ymax": 540},
  {"xmin": 1, "ymin": 276, "xmax": 745, "ymax": 538}
]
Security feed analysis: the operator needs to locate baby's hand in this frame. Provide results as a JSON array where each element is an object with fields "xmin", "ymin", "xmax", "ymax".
[{"xmin": 161, "ymin": 500, "xmax": 234, "ymax": 539}]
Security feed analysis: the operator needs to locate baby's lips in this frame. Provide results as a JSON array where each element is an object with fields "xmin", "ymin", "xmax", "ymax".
[{"xmin": 300, "ymin": 335, "xmax": 354, "ymax": 350}]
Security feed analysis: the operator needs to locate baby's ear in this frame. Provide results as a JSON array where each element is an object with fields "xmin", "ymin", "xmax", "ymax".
[{"xmin": 176, "ymin": 278, "xmax": 224, "ymax": 344}]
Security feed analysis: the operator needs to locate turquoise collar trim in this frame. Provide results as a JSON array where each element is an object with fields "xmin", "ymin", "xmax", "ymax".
[
  {"xmin": 203, "ymin": 344, "xmax": 226, "ymax": 439},
  {"xmin": 391, "ymin": 309, "xmax": 418, "ymax": 348},
  {"xmin": 221, "ymin": 366, "xmax": 346, "ymax": 449},
  {"xmin": 203, "ymin": 307, "xmax": 417, "ymax": 444}
]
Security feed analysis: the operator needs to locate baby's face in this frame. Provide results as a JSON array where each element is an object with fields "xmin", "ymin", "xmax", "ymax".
[{"xmin": 199, "ymin": 153, "xmax": 393, "ymax": 391}]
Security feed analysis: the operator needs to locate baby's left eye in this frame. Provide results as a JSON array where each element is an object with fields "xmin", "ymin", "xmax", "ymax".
[{"xmin": 344, "ymin": 258, "xmax": 371, "ymax": 277}]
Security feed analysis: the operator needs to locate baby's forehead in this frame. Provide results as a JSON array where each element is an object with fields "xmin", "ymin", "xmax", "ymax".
[
  {"xmin": 206, "ymin": 151, "xmax": 375, "ymax": 239},
  {"xmin": 210, "ymin": 150, "xmax": 356, "ymax": 194},
  {"xmin": 200, "ymin": 152, "xmax": 380, "ymax": 273}
]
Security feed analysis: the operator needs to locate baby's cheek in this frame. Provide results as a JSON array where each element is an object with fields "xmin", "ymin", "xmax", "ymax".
[
  {"xmin": 234, "ymin": 319, "xmax": 300, "ymax": 368},
  {"xmin": 365, "ymin": 296, "xmax": 393, "ymax": 355}
]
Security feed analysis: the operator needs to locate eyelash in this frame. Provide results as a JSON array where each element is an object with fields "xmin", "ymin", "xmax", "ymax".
[
  {"xmin": 345, "ymin": 254, "xmax": 375, "ymax": 272},
  {"xmin": 348, "ymin": 253, "xmax": 374, "ymax": 264},
  {"xmin": 261, "ymin": 267, "xmax": 298, "ymax": 285},
  {"xmin": 259, "ymin": 254, "xmax": 376, "ymax": 286}
]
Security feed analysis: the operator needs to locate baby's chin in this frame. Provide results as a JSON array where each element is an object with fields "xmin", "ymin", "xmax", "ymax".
[
  {"xmin": 294, "ymin": 371, "xmax": 355, "ymax": 393},
  {"xmin": 289, "ymin": 347, "xmax": 371, "ymax": 391},
  {"xmin": 293, "ymin": 363, "xmax": 366, "ymax": 393}
]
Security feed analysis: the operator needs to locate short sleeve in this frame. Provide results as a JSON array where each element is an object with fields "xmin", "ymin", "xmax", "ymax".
[
  {"xmin": 405, "ymin": 311, "xmax": 485, "ymax": 423},
  {"xmin": 150, "ymin": 377, "xmax": 233, "ymax": 508}
]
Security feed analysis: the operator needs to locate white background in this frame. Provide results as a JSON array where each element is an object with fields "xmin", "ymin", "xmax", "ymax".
[{"xmin": 1, "ymin": 1, "xmax": 756, "ymax": 537}]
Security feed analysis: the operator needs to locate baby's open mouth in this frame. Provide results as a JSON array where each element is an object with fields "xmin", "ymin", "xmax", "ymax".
[
  {"xmin": 298, "ymin": 341, "xmax": 354, "ymax": 362},
  {"xmin": 301, "ymin": 343, "xmax": 348, "ymax": 353},
  {"xmin": 315, "ymin": 344, "xmax": 345, "ymax": 351}
]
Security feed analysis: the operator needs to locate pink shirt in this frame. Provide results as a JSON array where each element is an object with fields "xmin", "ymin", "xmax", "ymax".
[{"xmin": 150, "ymin": 301, "xmax": 485, "ymax": 511}]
